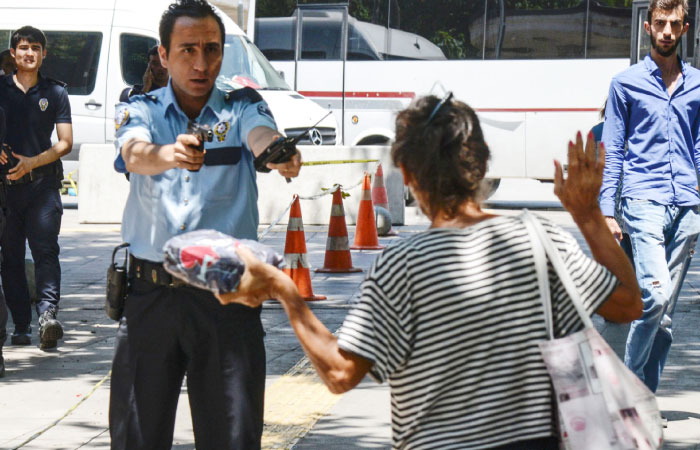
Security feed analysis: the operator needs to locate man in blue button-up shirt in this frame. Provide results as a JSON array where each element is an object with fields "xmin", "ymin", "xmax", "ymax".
[
  {"xmin": 600, "ymin": 0, "xmax": 700, "ymax": 393},
  {"xmin": 109, "ymin": 1, "xmax": 301, "ymax": 448}
]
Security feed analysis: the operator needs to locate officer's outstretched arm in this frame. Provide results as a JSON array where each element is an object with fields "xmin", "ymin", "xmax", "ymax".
[
  {"xmin": 248, "ymin": 126, "xmax": 302, "ymax": 179},
  {"xmin": 122, "ymin": 134, "xmax": 205, "ymax": 175}
]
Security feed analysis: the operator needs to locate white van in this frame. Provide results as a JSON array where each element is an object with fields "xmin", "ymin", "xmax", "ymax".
[{"xmin": 0, "ymin": 0, "xmax": 338, "ymax": 178}]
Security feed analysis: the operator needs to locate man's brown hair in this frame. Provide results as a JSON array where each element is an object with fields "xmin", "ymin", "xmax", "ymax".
[{"xmin": 647, "ymin": 0, "xmax": 688, "ymax": 23}]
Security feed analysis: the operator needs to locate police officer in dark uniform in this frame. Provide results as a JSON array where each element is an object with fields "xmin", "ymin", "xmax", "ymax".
[
  {"xmin": 0, "ymin": 26, "xmax": 73, "ymax": 350},
  {"xmin": 110, "ymin": 1, "xmax": 301, "ymax": 447},
  {"xmin": 0, "ymin": 105, "xmax": 8, "ymax": 376}
]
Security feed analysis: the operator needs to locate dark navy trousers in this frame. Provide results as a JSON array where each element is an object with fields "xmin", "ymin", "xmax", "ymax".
[
  {"xmin": 0, "ymin": 177, "xmax": 62, "ymax": 329},
  {"xmin": 0, "ymin": 199, "xmax": 7, "ymax": 335},
  {"xmin": 109, "ymin": 278, "xmax": 266, "ymax": 450}
]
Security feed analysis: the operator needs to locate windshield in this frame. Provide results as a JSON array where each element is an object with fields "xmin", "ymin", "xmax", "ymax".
[{"xmin": 217, "ymin": 35, "xmax": 290, "ymax": 91}]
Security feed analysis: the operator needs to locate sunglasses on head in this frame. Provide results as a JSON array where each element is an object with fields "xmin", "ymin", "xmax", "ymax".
[{"xmin": 426, "ymin": 91, "xmax": 454, "ymax": 125}]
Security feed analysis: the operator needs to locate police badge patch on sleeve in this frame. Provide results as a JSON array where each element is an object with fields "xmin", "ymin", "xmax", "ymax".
[
  {"xmin": 257, "ymin": 103, "xmax": 274, "ymax": 120},
  {"xmin": 39, "ymin": 98, "xmax": 49, "ymax": 111},
  {"xmin": 214, "ymin": 121, "xmax": 230, "ymax": 142},
  {"xmin": 115, "ymin": 106, "xmax": 130, "ymax": 131}
]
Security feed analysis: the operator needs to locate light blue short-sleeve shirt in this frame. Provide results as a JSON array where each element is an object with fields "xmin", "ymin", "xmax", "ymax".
[{"xmin": 114, "ymin": 82, "xmax": 276, "ymax": 262}]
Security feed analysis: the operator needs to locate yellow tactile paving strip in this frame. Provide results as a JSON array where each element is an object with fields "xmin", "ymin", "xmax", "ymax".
[{"xmin": 262, "ymin": 357, "xmax": 342, "ymax": 449}]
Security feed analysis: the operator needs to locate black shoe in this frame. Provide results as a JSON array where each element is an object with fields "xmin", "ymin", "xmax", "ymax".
[
  {"xmin": 10, "ymin": 326, "xmax": 32, "ymax": 346},
  {"xmin": 39, "ymin": 308, "xmax": 63, "ymax": 350}
]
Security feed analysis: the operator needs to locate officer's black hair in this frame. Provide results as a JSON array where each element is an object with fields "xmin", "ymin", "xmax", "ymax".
[
  {"xmin": 148, "ymin": 45, "xmax": 160, "ymax": 58},
  {"xmin": 10, "ymin": 26, "xmax": 47, "ymax": 50},
  {"xmin": 159, "ymin": 0, "xmax": 225, "ymax": 55}
]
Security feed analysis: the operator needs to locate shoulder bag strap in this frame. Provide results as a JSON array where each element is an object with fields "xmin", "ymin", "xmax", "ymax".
[
  {"xmin": 520, "ymin": 210, "xmax": 594, "ymax": 329},
  {"xmin": 521, "ymin": 210, "xmax": 554, "ymax": 339}
]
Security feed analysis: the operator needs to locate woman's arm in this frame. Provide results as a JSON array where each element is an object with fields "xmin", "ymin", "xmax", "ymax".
[
  {"xmin": 218, "ymin": 246, "xmax": 372, "ymax": 394},
  {"xmin": 554, "ymin": 132, "xmax": 642, "ymax": 323}
]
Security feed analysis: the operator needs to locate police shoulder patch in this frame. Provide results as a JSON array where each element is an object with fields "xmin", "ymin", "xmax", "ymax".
[
  {"xmin": 257, "ymin": 103, "xmax": 274, "ymax": 120},
  {"xmin": 115, "ymin": 106, "xmax": 130, "ymax": 131},
  {"xmin": 226, "ymin": 87, "xmax": 263, "ymax": 104},
  {"xmin": 38, "ymin": 98, "xmax": 49, "ymax": 111}
]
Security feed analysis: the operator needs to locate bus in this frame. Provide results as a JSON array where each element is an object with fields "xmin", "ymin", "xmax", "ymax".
[{"xmin": 251, "ymin": 0, "xmax": 699, "ymax": 181}]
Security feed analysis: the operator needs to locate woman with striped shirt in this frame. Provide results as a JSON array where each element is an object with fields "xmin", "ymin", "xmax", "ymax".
[{"xmin": 221, "ymin": 94, "xmax": 642, "ymax": 449}]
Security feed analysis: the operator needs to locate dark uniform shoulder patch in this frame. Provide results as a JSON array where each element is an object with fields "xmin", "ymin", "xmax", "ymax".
[
  {"xmin": 45, "ymin": 77, "xmax": 67, "ymax": 88},
  {"xmin": 226, "ymin": 87, "xmax": 263, "ymax": 104}
]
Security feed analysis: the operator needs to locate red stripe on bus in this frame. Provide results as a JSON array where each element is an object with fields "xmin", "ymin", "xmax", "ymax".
[
  {"xmin": 476, "ymin": 108, "xmax": 599, "ymax": 112},
  {"xmin": 299, "ymin": 91, "xmax": 416, "ymax": 99}
]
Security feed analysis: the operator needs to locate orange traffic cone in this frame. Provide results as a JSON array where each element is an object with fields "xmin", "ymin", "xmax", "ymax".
[
  {"xmin": 283, "ymin": 195, "xmax": 326, "ymax": 301},
  {"xmin": 351, "ymin": 173, "xmax": 385, "ymax": 251},
  {"xmin": 316, "ymin": 187, "xmax": 362, "ymax": 273},
  {"xmin": 371, "ymin": 164, "xmax": 398, "ymax": 236}
]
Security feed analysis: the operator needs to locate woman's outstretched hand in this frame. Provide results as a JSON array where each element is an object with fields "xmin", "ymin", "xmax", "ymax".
[
  {"xmin": 216, "ymin": 244, "xmax": 293, "ymax": 308},
  {"xmin": 554, "ymin": 131, "xmax": 604, "ymax": 221}
]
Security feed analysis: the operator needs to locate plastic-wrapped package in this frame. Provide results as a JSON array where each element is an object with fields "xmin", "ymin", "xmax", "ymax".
[{"xmin": 163, "ymin": 229, "xmax": 285, "ymax": 294}]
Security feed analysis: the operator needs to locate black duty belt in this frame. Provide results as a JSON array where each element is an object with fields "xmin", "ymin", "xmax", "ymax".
[
  {"xmin": 3, "ymin": 163, "xmax": 58, "ymax": 186},
  {"xmin": 129, "ymin": 255, "xmax": 187, "ymax": 288}
]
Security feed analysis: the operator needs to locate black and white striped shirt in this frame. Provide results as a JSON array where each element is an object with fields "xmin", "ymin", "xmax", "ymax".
[{"xmin": 337, "ymin": 215, "xmax": 618, "ymax": 449}]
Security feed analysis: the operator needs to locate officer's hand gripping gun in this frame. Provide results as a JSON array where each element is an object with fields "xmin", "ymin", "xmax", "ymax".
[
  {"xmin": 187, "ymin": 120, "xmax": 213, "ymax": 173},
  {"xmin": 254, "ymin": 112, "xmax": 331, "ymax": 183}
]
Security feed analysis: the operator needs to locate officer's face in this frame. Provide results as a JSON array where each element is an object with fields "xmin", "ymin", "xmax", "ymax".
[
  {"xmin": 160, "ymin": 16, "xmax": 223, "ymax": 102},
  {"xmin": 11, "ymin": 39, "xmax": 46, "ymax": 72}
]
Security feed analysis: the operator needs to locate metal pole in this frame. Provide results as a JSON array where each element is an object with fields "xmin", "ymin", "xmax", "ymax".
[{"xmin": 238, "ymin": 0, "xmax": 244, "ymax": 27}]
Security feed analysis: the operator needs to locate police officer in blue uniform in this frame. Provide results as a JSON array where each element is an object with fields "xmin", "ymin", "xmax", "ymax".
[
  {"xmin": 110, "ymin": 1, "xmax": 301, "ymax": 448},
  {"xmin": 0, "ymin": 26, "xmax": 73, "ymax": 351}
]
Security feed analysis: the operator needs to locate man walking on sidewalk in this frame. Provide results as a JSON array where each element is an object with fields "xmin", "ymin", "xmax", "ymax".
[
  {"xmin": 0, "ymin": 26, "xmax": 73, "ymax": 350},
  {"xmin": 600, "ymin": 0, "xmax": 700, "ymax": 392}
]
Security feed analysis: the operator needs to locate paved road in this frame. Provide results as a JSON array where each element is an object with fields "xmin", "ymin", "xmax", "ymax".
[{"xmin": 0, "ymin": 205, "xmax": 698, "ymax": 449}]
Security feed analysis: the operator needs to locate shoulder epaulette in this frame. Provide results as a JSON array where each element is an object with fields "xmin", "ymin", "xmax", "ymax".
[
  {"xmin": 45, "ymin": 77, "xmax": 67, "ymax": 88},
  {"xmin": 225, "ymin": 87, "xmax": 263, "ymax": 103},
  {"xmin": 130, "ymin": 92, "xmax": 160, "ymax": 103}
]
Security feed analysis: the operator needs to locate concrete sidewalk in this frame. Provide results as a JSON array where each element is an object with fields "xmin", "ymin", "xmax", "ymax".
[{"xmin": 0, "ymin": 207, "xmax": 698, "ymax": 449}]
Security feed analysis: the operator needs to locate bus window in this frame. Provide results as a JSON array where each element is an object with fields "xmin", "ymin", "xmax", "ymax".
[
  {"xmin": 300, "ymin": 10, "xmax": 344, "ymax": 60},
  {"xmin": 389, "ymin": 0, "xmax": 485, "ymax": 59},
  {"xmin": 255, "ymin": 17, "xmax": 297, "ymax": 61},
  {"xmin": 485, "ymin": 0, "xmax": 587, "ymax": 59},
  {"xmin": 349, "ymin": 0, "xmax": 388, "ymax": 60},
  {"xmin": 587, "ymin": 0, "xmax": 633, "ymax": 58}
]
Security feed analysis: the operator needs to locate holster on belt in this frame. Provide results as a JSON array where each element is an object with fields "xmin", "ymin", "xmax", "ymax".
[{"xmin": 106, "ymin": 243, "xmax": 130, "ymax": 321}]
